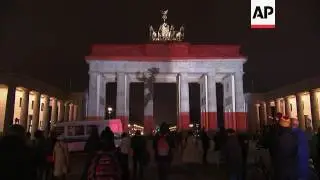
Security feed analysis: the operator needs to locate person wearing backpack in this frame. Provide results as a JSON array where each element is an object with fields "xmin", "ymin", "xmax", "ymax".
[
  {"xmin": 153, "ymin": 123, "xmax": 174, "ymax": 180},
  {"xmin": 85, "ymin": 133, "xmax": 121, "ymax": 180},
  {"xmin": 273, "ymin": 116, "xmax": 299, "ymax": 180}
]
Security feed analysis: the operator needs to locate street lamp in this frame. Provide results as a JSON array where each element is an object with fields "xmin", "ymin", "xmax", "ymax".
[{"xmin": 107, "ymin": 106, "xmax": 113, "ymax": 119}]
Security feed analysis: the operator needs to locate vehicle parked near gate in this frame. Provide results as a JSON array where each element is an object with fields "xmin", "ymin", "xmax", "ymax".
[{"xmin": 54, "ymin": 119, "xmax": 123, "ymax": 152}]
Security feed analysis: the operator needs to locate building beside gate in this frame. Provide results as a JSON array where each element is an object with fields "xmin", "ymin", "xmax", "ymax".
[
  {"xmin": 246, "ymin": 76, "xmax": 320, "ymax": 132},
  {"xmin": 0, "ymin": 73, "xmax": 81, "ymax": 134}
]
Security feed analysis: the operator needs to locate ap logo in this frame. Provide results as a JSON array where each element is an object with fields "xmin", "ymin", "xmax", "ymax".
[{"xmin": 251, "ymin": 0, "xmax": 275, "ymax": 29}]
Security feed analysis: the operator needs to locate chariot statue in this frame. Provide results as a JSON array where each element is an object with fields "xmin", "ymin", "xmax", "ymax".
[{"xmin": 149, "ymin": 10, "xmax": 185, "ymax": 42}]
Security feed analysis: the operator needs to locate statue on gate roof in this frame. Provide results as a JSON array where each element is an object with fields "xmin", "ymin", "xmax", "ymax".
[{"xmin": 149, "ymin": 9, "xmax": 184, "ymax": 42}]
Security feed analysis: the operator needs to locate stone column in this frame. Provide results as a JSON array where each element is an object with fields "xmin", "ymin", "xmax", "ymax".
[
  {"xmin": 58, "ymin": 100, "xmax": 64, "ymax": 122},
  {"xmin": 206, "ymin": 73, "xmax": 217, "ymax": 130},
  {"xmin": 20, "ymin": 89, "xmax": 29, "ymax": 129},
  {"xmin": 69, "ymin": 104, "xmax": 74, "ymax": 121},
  {"xmin": 255, "ymin": 104, "xmax": 261, "ymax": 130},
  {"xmin": 284, "ymin": 96, "xmax": 291, "ymax": 117},
  {"xmin": 87, "ymin": 72, "xmax": 105, "ymax": 120},
  {"xmin": 31, "ymin": 92, "xmax": 40, "ymax": 136},
  {"xmin": 259, "ymin": 103, "xmax": 266, "ymax": 126},
  {"xmin": 3, "ymin": 86, "xmax": 16, "ymax": 134},
  {"xmin": 116, "ymin": 73, "xmax": 130, "ymax": 132},
  {"xmin": 98, "ymin": 75, "xmax": 106, "ymax": 120},
  {"xmin": 42, "ymin": 95, "xmax": 50, "ymax": 135},
  {"xmin": 234, "ymin": 71, "xmax": 246, "ymax": 131},
  {"xmin": 275, "ymin": 99, "xmax": 281, "ymax": 113},
  {"xmin": 310, "ymin": 90, "xmax": 319, "ymax": 130},
  {"xmin": 51, "ymin": 98, "xmax": 58, "ymax": 127},
  {"xmin": 296, "ymin": 93, "xmax": 305, "ymax": 130},
  {"xmin": 265, "ymin": 101, "xmax": 271, "ymax": 124},
  {"xmin": 178, "ymin": 73, "xmax": 190, "ymax": 130},
  {"xmin": 77, "ymin": 99, "xmax": 84, "ymax": 121},
  {"xmin": 64, "ymin": 103, "xmax": 70, "ymax": 121}
]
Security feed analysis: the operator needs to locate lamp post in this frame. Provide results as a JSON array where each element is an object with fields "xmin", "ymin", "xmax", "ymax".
[{"xmin": 107, "ymin": 106, "xmax": 113, "ymax": 119}]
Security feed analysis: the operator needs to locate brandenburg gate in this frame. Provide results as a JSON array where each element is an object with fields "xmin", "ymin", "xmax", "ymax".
[{"xmin": 85, "ymin": 10, "xmax": 247, "ymax": 133}]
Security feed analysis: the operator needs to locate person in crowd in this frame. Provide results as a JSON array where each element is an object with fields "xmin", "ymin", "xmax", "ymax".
[
  {"xmin": 268, "ymin": 112, "xmax": 282, "ymax": 165},
  {"xmin": 81, "ymin": 126, "xmax": 101, "ymax": 180},
  {"xmin": 238, "ymin": 132, "xmax": 249, "ymax": 179},
  {"xmin": 200, "ymin": 128, "xmax": 210, "ymax": 164},
  {"xmin": 182, "ymin": 131, "xmax": 201, "ymax": 165},
  {"xmin": 84, "ymin": 126, "xmax": 101, "ymax": 155},
  {"xmin": 101, "ymin": 126, "xmax": 115, "ymax": 149},
  {"xmin": 131, "ymin": 130, "xmax": 147, "ymax": 180},
  {"xmin": 44, "ymin": 131, "xmax": 58, "ymax": 180},
  {"xmin": 34, "ymin": 130, "xmax": 48, "ymax": 180},
  {"xmin": 53, "ymin": 136, "xmax": 69, "ymax": 180},
  {"xmin": 26, "ymin": 131, "xmax": 33, "ymax": 147},
  {"xmin": 292, "ymin": 118, "xmax": 309, "ymax": 180},
  {"xmin": 153, "ymin": 122, "xmax": 175, "ymax": 180},
  {"xmin": 213, "ymin": 127, "xmax": 227, "ymax": 167},
  {"xmin": 84, "ymin": 129, "xmax": 121, "ymax": 180},
  {"xmin": 222, "ymin": 128, "xmax": 243, "ymax": 180},
  {"xmin": 119, "ymin": 132, "xmax": 131, "ymax": 180},
  {"xmin": 273, "ymin": 116, "xmax": 298, "ymax": 180},
  {"xmin": 0, "ymin": 125, "xmax": 37, "ymax": 180},
  {"xmin": 316, "ymin": 127, "xmax": 320, "ymax": 175}
]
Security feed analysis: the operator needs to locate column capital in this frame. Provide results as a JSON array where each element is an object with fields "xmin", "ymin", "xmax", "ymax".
[
  {"xmin": 177, "ymin": 72, "xmax": 188, "ymax": 76},
  {"xmin": 206, "ymin": 71, "xmax": 216, "ymax": 77},
  {"xmin": 310, "ymin": 89, "xmax": 319, "ymax": 94},
  {"xmin": 234, "ymin": 70, "xmax": 244, "ymax": 75}
]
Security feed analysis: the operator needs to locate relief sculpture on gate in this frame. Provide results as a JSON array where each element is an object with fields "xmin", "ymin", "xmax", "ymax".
[{"xmin": 135, "ymin": 67, "xmax": 159, "ymax": 107}]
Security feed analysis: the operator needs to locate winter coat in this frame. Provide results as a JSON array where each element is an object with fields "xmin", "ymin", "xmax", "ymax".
[
  {"xmin": 293, "ymin": 128, "xmax": 309, "ymax": 180},
  {"xmin": 222, "ymin": 135, "xmax": 243, "ymax": 174},
  {"xmin": 53, "ymin": 141, "xmax": 69, "ymax": 177}
]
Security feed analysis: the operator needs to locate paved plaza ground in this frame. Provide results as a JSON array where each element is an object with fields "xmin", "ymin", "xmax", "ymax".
[
  {"xmin": 67, "ymin": 141, "xmax": 261, "ymax": 180},
  {"xmin": 67, "ymin": 153, "xmax": 228, "ymax": 180}
]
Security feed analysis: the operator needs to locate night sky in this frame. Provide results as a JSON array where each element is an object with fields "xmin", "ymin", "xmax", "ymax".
[{"xmin": 1, "ymin": 0, "xmax": 320, "ymax": 123}]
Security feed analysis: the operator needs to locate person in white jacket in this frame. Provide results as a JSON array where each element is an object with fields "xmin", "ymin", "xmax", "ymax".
[{"xmin": 53, "ymin": 136, "xmax": 69, "ymax": 180}]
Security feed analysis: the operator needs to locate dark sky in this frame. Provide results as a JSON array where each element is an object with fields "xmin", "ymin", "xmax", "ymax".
[
  {"xmin": 1, "ymin": 0, "xmax": 320, "ymax": 92},
  {"xmin": 1, "ymin": 0, "xmax": 320, "ymax": 123}
]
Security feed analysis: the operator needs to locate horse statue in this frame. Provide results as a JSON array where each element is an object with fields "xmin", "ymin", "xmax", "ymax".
[
  {"xmin": 175, "ymin": 26, "xmax": 184, "ymax": 41},
  {"xmin": 149, "ymin": 26, "xmax": 157, "ymax": 40}
]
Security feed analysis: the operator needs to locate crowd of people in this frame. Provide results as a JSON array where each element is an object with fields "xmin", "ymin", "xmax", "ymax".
[
  {"xmin": 0, "ymin": 125, "xmax": 69, "ymax": 180},
  {"xmin": 1, "ymin": 113, "xmax": 320, "ymax": 180}
]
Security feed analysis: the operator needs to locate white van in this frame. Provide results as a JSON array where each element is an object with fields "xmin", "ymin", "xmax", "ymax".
[{"xmin": 54, "ymin": 119, "xmax": 123, "ymax": 152}]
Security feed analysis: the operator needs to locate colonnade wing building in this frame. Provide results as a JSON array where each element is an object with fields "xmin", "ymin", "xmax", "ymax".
[
  {"xmin": 85, "ymin": 43, "xmax": 247, "ymax": 133},
  {"xmin": 247, "ymin": 76, "xmax": 320, "ymax": 132},
  {"xmin": 0, "ymin": 73, "xmax": 83, "ymax": 134}
]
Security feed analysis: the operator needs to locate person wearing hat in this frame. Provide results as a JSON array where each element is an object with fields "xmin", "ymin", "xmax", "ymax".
[{"xmin": 273, "ymin": 116, "xmax": 299, "ymax": 180}]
